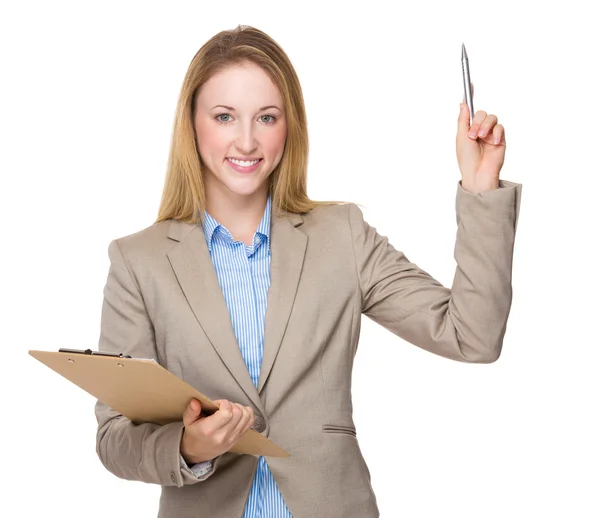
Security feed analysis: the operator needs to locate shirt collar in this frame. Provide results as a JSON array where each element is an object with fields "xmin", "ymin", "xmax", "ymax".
[{"xmin": 202, "ymin": 195, "xmax": 272, "ymax": 253}]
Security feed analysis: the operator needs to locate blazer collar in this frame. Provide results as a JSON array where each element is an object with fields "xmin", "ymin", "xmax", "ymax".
[{"xmin": 166, "ymin": 207, "xmax": 307, "ymax": 411}]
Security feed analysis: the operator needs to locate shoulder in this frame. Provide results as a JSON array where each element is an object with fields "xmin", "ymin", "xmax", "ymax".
[
  {"xmin": 301, "ymin": 202, "xmax": 361, "ymax": 226},
  {"xmin": 107, "ymin": 219, "xmax": 192, "ymax": 263},
  {"xmin": 301, "ymin": 202, "xmax": 366, "ymax": 233}
]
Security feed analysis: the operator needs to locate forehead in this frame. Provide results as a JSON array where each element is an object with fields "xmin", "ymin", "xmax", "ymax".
[{"xmin": 197, "ymin": 62, "xmax": 282, "ymax": 106}]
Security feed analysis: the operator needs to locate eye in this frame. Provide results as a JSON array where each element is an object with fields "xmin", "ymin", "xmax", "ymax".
[
  {"xmin": 216, "ymin": 113, "xmax": 233, "ymax": 123},
  {"xmin": 259, "ymin": 114, "xmax": 276, "ymax": 124}
]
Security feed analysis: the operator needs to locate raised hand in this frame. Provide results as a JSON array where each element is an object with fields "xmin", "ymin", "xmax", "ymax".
[{"xmin": 456, "ymin": 82, "xmax": 506, "ymax": 194}]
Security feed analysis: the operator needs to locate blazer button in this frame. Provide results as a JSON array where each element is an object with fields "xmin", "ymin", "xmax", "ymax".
[
  {"xmin": 253, "ymin": 414, "xmax": 266, "ymax": 433},
  {"xmin": 170, "ymin": 472, "xmax": 177, "ymax": 483}
]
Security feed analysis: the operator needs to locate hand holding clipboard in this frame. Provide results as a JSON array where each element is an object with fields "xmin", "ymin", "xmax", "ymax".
[{"xmin": 29, "ymin": 348, "xmax": 288, "ymax": 458}]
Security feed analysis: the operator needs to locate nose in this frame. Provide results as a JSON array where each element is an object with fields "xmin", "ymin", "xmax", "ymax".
[{"xmin": 235, "ymin": 120, "xmax": 258, "ymax": 155}]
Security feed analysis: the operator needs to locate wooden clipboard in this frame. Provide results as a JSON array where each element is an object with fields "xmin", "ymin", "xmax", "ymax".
[{"xmin": 29, "ymin": 349, "xmax": 289, "ymax": 458}]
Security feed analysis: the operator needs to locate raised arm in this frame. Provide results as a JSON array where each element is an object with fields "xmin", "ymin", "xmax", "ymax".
[{"xmin": 348, "ymin": 179, "xmax": 521, "ymax": 363}]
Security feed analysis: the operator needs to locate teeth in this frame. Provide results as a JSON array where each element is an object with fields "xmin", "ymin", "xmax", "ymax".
[{"xmin": 228, "ymin": 158, "xmax": 260, "ymax": 167}]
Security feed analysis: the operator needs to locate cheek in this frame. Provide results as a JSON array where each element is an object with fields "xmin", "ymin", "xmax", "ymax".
[
  {"xmin": 266, "ymin": 125, "xmax": 287, "ymax": 158},
  {"xmin": 195, "ymin": 120, "xmax": 226, "ymax": 158}
]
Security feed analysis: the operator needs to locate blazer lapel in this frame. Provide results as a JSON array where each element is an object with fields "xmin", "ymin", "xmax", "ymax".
[
  {"xmin": 257, "ymin": 210, "xmax": 307, "ymax": 393},
  {"xmin": 166, "ymin": 220, "xmax": 264, "ymax": 413}
]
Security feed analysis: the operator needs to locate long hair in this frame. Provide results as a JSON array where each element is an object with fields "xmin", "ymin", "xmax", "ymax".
[{"xmin": 155, "ymin": 25, "xmax": 347, "ymax": 224}]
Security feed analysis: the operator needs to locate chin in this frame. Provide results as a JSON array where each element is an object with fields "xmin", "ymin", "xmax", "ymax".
[
  {"xmin": 222, "ymin": 179, "xmax": 269, "ymax": 198},
  {"xmin": 205, "ymin": 162, "xmax": 272, "ymax": 199}
]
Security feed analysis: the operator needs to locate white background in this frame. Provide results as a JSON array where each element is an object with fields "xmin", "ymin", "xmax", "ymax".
[{"xmin": 2, "ymin": 1, "xmax": 599, "ymax": 517}]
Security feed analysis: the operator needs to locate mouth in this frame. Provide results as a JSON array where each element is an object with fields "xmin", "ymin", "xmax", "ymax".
[{"xmin": 226, "ymin": 157, "xmax": 263, "ymax": 174}]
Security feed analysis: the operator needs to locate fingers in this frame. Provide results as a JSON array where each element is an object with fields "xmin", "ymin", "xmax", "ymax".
[
  {"xmin": 458, "ymin": 102, "xmax": 470, "ymax": 131},
  {"xmin": 492, "ymin": 123, "xmax": 505, "ymax": 145},
  {"xmin": 221, "ymin": 402, "xmax": 253, "ymax": 433},
  {"xmin": 202, "ymin": 400, "xmax": 252, "ymax": 435},
  {"xmin": 181, "ymin": 399, "xmax": 256, "ymax": 463},
  {"xmin": 183, "ymin": 398, "xmax": 202, "ymax": 427},
  {"xmin": 232, "ymin": 406, "xmax": 255, "ymax": 437},
  {"xmin": 457, "ymin": 104, "xmax": 504, "ymax": 148},
  {"xmin": 466, "ymin": 110, "xmax": 486, "ymax": 137},
  {"xmin": 202, "ymin": 399, "xmax": 233, "ymax": 433},
  {"xmin": 464, "ymin": 111, "xmax": 504, "ymax": 146}
]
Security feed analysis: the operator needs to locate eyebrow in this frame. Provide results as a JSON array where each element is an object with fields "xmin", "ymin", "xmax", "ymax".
[{"xmin": 210, "ymin": 104, "xmax": 282, "ymax": 112}]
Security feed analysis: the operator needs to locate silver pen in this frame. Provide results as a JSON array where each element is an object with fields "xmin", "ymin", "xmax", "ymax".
[{"xmin": 461, "ymin": 42, "xmax": 474, "ymax": 124}]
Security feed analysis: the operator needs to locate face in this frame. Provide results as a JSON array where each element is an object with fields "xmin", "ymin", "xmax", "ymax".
[{"xmin": 194, "ymin": 61, "xmax": 287, "ymax": 206}]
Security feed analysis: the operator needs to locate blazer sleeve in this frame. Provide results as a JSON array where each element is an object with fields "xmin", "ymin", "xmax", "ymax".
[
  {"xmin": 94, "ymin": 239, "xmax": 222, "ymax": 486},
  {"xmin": 348, "ymin": 179, "xmax": 522, "ymax": 363}
]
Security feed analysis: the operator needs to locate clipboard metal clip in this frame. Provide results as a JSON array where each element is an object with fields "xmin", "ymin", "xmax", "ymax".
[{"xmin": 58, "ymin": 348, "xmax": 132, "ymax": 359}]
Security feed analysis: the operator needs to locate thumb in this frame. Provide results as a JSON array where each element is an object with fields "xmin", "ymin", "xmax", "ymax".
[
  {"xmin": 458, "ymin": 102, "xmax": 471, "ymax": 133},
  {"xmin": 183, "ymin": 398, "xmax": 202, "ymax": 426},
  {"xmin": 458, "ymin": 81, "xmax": 474, "ymax": 130}
]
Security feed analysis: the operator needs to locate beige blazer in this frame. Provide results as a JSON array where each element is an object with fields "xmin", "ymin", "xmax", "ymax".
[{"xmin": 95, "ymin": 179, "xmax": 522, "ymax": 517}]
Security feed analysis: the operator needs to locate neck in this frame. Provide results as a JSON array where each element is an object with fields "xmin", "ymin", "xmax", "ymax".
[{"xmin": 204, "ymin": 182, "xmax": 269, "ymax": 236}]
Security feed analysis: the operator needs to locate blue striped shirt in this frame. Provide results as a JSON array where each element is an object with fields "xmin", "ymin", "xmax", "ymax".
[{"xmin": 201, "ymin": 195, "xmax": 293, "ymax": 518}]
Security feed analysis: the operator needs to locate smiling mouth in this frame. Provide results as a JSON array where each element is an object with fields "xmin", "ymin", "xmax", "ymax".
[
  {"xmin": 225, "ymin": 157, "xmax": 263, "ymax": 174},
  {"xmin": 227, "ymin": 158, "xmax": 262, "ymax": 167}
]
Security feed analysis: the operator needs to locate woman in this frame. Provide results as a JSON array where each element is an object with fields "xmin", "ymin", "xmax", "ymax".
[{"xmin": 94, "ymin": 25, "xmax": 522, "ymax": 518}]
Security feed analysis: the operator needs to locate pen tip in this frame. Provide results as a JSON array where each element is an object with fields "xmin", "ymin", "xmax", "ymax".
[{"xmin": 462, "ymin": 43, "xmax": 468, "ymax": 59}]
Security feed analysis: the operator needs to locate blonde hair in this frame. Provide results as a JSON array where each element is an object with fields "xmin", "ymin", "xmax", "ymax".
[{"xmin": 155, "ymin": 25, "xmax": 347, "ymax": 224}]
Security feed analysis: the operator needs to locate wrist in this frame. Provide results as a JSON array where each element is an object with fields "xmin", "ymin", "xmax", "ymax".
[
  {"xmin": 180, "ymin": 429, "xmax": 198, "ymax": 465},
  {"xmin": 180, "ymin": 428, "xmax": 212, "ymax": 465},
  {"xmin": 461, "ymin": 179, "xmax": 500, "ymax": 194}
]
